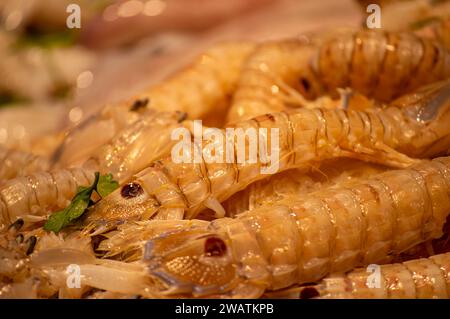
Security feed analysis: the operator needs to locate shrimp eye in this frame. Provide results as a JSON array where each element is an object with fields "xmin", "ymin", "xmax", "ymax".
[
  {"xmin": 204, "ymin": 237, "xmax": 227, "ymax": 257},
  {"xmin": 121, "ymin": 183, "xmax": 144, "ymax": 199}
]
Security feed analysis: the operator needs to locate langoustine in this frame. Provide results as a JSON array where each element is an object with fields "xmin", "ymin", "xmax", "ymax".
[
  {"xmin": 142, "ymin": 157, "xmax": 450, "ymax": 298},
  {"xmin": 0, "ymin": 110, "xmax": 187, "ymax": 228},
  {"xmin": 227, "ymin": 29, "xmax": 450, "ymax": 123},
  {"xmin": 98, "ymin": 160, "xmax": 386, "ymax": 260},
  {"xmin": 265, "ymin": 214, "xmax": 450, "ymax": 299},
  {"xmin": 0, "ymin": 110, "xmax": 189, "ymax": 227},
  {"xmin": 2, "ymin": 75, "xmax": 446, "ymax": 198},
  {"xmin": 86, "ymin": 81, "xmax": 450, "ymax": 227},
  {"xmin": 296, "ymin": 252, "xmax": 450, "ymax": 299}
]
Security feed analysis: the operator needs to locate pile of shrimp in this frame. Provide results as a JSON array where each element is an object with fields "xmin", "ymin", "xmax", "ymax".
[{"xmin": 1, "ymin": 24, "xmax": 450, "ymax": 299}]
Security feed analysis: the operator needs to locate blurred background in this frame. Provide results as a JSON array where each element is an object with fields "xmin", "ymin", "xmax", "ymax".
[{"xmin": 0, "ymin": 0, "xmax": 448, "ymax": 151}]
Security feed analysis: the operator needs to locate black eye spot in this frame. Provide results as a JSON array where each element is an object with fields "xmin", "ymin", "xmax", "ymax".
[
  {"xmin": 300, "ymin": 77, "xmax": 311, "ymax": 92},
  {"xmin": 204, "ymin": 237, "xmax": 227, "ymax": 257},
  {"xmin": 25, "ymin": 236, "xmax": 37, "ymax": 256},
  {"xmin": 299, "ymin": 287, "xmax": 320, "ymax": 299},
  {"xmin": 8, "ymin": 218, "xmax": 24, "ymax": 232},
  {"xmin": 121, "ymin": 183, "xmax": 144, "ymax": 199},
  {"xmin": 130, "ymin": 98, "xmax": 149, "ymax": 111}
]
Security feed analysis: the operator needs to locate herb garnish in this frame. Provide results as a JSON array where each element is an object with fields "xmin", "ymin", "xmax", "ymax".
[
  {"xmin": 44, "ymin": 172, "xmax": 119, "ymax": 233},
  {"xmin": 97, "ymin": 173, "xmax": 119, "ymax": 198}
]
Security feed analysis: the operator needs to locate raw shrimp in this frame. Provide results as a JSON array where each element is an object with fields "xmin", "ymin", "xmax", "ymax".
[
  {"xmin": 86, "ymin": 81, "xmax": 450, "ymax": 226},
  {"xmin": 0, "ymin": 111, "xmax": 187, "ymax": 228},
  {"xmin": 134, "ymin": 41, "xmax": 255, "ymax": 120},
  {"xmin": 143, "ymin": 157, "xmax": 450, "ymax": 298},
  {"xmin": 312, "ymin": 30, "xmax": 450, "ymax": 100},
  {"xmin": 227, "ymin": 39, "xmax": 323, "ymax": 123},
  {"xmin": 98, "ymin": 159, "xmax": 385, "ymax": 258},
  {"xmin": 53, "ymin": 42, "xmax": 255, "ymax": 167},
  {"xmin": 227, "ymin": 30, "xmax": 450, "ymax": 122},
  {"xmin": 52, "ymin": 102, "xmax": 144, "ymax": 167},
  {"xmin": 297, "ymin": 252, "xmax": 450, "ymax": 299},
  {"xmin": 82, "ymin": 110, "xmax": 188, "ymax": 183},
  {"xmin": 0, "ymin": 147, "xmax": 50, "ymax": 181},
  {"xmin": 265, "ymin": 215, "xmax": 450, "ymax": 299},
  {"xmin": 0, "ymin": 167, "xmax": 95, "ymax": 229},
  {"xmin": 223, "ymin": 159, "xmax": 388, "ymax": 217}
]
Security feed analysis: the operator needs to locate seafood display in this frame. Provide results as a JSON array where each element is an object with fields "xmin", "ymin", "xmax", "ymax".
[
  {"xmin": 84, "ymin": 77, "xmax": 450, "ymax": 230},
  {"xmin": 1, "ymin": 0, "xmax": 450, "ymax": 300}
]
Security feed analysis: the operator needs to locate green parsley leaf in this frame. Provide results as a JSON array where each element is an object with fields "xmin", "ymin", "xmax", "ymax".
[
  {"xmin": 42, "ymin": 210, "xmax": 67, "ymax": 233},
  {"xmin": 44, "ymin": 172, "xmax": 100, "ymax": 233},
  {"xmin": 97, "ymin": 173, "xmax": 119, "ymax": 198}
]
